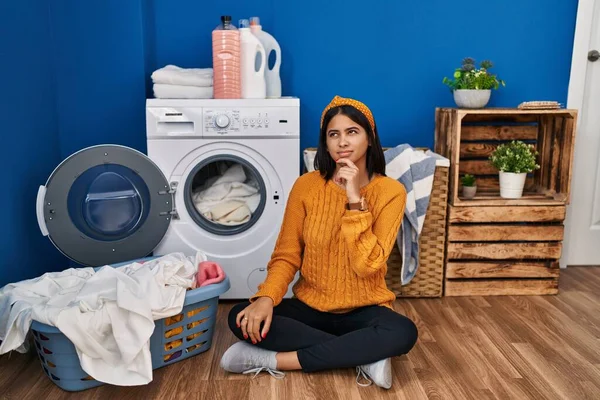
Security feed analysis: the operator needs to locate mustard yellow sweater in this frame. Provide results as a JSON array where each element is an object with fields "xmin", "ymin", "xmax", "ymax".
[{"xmin": 251, "ymin": 171, "xmax": 407, "ymax": 312}]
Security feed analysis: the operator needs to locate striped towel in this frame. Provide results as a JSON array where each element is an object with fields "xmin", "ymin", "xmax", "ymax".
[{"xmin": 384, "ymin": 145, "xmax": 449, "ymax": 284}]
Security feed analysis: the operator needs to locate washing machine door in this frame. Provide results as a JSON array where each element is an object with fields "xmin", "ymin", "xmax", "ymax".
[{"xmin": 36, "ymin": 145, "xmax": 174, "ymax": 267}]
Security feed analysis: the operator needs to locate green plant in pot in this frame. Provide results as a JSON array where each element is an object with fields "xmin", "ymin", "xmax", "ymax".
[
  {"xmin": 461, "ymin": 174, "xmax": 477, "ymax": 199},
  {"xmin": 489, "ymin": 141, "xmax": 540, "ymax": 199},
  {"xmin": 443, "ymin": 58, "xmax": 505, "ymax": 108}
]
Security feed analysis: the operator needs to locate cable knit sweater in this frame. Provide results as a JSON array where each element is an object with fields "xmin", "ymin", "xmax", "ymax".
[{"xmin": 250, "ymin": 171, "xmax": 407, "ymax": 313}]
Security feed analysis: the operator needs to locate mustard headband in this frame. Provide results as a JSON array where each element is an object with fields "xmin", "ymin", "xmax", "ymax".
[{"xmin": 320, "ymin": 95, "xmax": 376, "ymax": 133}]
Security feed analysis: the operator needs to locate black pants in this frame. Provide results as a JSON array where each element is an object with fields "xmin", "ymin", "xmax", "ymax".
[{"xmin": 227, "ymin": 299, "xmax": 418, "ymax": 372}]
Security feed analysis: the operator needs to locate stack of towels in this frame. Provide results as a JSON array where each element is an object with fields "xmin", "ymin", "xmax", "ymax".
[{"xmin": 151, "ymin": 65, "xmax": 214, "ymax": 99}]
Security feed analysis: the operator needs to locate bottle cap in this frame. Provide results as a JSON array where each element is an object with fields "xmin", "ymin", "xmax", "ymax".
[
  {"xmin": 249, "ymin": 17, "xmax": 261, "ymax": 26},
  {"xmin": 239, "ymin": 19, "xmax": 249, "ymax": 28}
]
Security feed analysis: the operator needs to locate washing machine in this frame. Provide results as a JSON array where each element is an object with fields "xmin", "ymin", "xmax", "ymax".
[
  {"xmin": 36, "ymin": 98, "xmax": 300, "ymax": 300},
  {"xmin": 145, "ymin": 98, "xmax": 300, "ymax": 298}
]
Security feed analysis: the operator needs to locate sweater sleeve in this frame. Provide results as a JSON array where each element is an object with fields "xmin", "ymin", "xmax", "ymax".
[
  {"xmin": 249, "ymin": 177, "xmax": 307, "ymax": 306},
  {"xmin": 340, "ymin": 184, "xmax": 406, "ymax": 278}
]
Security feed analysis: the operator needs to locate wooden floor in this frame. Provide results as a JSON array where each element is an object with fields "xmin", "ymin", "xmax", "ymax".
[{"xmin": 1, "ymin": 267, "xmax": 600, "ymax": 400}]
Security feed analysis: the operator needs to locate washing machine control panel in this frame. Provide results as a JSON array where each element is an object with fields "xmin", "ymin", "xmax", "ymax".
[
  {"xmin": 203, "ymin": 107, "xmax": 299, "ymax": 137},
  {"xmin": 204, "ymin": 109, "xmax": 241, "ymax": 134}
]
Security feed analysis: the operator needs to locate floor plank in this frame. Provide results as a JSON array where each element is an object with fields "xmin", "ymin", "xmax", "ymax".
[{"xmin": 1, "ymin": 267, "xmax": 600, "ymax": 399}]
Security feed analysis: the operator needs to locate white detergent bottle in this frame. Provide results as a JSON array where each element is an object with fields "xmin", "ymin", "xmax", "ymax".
[
  {"xmin": 239, "ymin": 19, "xmax": 266, "ymax": 99},
  {"xmin": 249, "ymin": 17, "xmax": 282, "ymax": 98}
]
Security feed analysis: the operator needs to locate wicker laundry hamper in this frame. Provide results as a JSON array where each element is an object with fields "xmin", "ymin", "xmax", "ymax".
[
  {"xmin": 386, "ymin": 162, "xmax": 448, "ymax": 297},
  {"xmin": 303, "ymin": 147, "xmax": 449, "ymax": 298}
]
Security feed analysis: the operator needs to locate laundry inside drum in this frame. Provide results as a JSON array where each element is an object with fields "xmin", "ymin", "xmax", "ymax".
[{"xmin": 189, "ymin": 160, "xmax": 263, "ymax": 228}]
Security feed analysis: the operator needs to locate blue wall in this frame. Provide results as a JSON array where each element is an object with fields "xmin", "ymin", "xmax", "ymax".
[
  {"xmin": 149, "ymin": 0, "xmax": 578, "ymax": 151},
  {"xmin": 2, "ymin": 0, "xmax": 578, "ymax": 286},
  {"xmin": 1, "ymin": 0, "xmax": 68, "ymax": 286},
  {"xmin": 50, "ymin": 1, "xmax": 148, "ymax": 157}
]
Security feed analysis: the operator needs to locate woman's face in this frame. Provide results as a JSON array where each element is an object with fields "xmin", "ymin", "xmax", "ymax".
[{"xmin": 325, "ymin": 114, "xmax": 370, "ymax": 166}]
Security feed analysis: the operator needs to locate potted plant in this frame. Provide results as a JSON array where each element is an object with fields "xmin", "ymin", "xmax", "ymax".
[
  {"xmin": 489, "ymin": 141, "xmax": 540, "ymax": 199},
  {"xmin": 461, "ymin": 174, "xmax": 477, "ymax": 199},
  {"xmin": 443, "ymin": 57, "xmax": 505, "ymax": 108}
]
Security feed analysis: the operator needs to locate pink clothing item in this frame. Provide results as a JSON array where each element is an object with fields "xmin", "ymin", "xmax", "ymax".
[{"xmin": 196, "ymin": 261, "xmax": 226, "ymax": 288}]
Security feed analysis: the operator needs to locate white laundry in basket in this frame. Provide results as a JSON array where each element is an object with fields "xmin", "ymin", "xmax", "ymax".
[{"xmin": 0, "ymin": 252, "xmax": 205, "ymax": 386}]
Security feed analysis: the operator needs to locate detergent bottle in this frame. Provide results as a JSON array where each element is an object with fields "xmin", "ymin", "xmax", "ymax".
[
  {"xmin": 239, "ymin": 19, "xmax": 266, "ymax": 99},
  {"xmin": 212, "ymin": 15, "xmax": 241, "ymax": 99},
  {"xmin": 249, "ymin": 17, "xmax": 281, "ymax": 98}
]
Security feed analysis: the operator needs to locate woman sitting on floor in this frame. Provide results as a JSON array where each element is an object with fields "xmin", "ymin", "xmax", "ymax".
[{"xmin": 220, "ymin": 95, "xmax": 418, "ymax": 389}]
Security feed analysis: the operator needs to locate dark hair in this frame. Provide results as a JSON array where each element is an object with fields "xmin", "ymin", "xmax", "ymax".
[{"xmin": 314, "ymin": 105, "xmax": 386, "ymax": 180}]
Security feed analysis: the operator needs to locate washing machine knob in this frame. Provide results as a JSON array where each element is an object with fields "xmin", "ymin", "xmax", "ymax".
[{"xmin": 214, "ymin": 114, "xmax": 230, "ymax": 129}]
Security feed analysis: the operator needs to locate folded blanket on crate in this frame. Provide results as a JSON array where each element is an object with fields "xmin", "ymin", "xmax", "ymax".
[
  {"xmin": 151, "ymin": 64, "xmax": 213, "ymax": 87},
  {"xmin": 0, "ymin": 252, "xmax": 206, "ymax": 386},
  {"xmin": 384, "ymin": 145, "xmax": 449, "ymax": 285}
]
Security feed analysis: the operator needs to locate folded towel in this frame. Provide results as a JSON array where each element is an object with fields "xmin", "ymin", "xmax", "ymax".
[
  {"xmin": 384, "ymin": 145, "xmax": 449, "ymax": 285},
  {"xmin": 196, "ymin": 261, "xmax": 226, "ymax": 288},
  {"xmin": 153, "ymin": 84, "xmax": 213, "ymax": 99},
  {"xmin": 151, "ymin": 64, "xmax": 213, "ymax": 87}
]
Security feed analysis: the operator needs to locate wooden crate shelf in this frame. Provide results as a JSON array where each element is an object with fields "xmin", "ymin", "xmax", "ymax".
[
  {"xmin": 443, "ymin": 204, "xmax": 563, "ymax": 296},
  {"xmin": 445, "ymin": 279, "xmax": 559, "ymax": 296},
  {"xmin": 434, "ymin": 108, "xmax": 578, "ymax": 296},
  {"xmin": 434, "ymin": 107, "xmax": 578, "ymax": 207},
  {"xmin": 448, "ymin": 205, "xmax": 566, "ymax": 223},
  {"xmin": 446, "ymin": 261, "xmax": 560, "ymax": 279},
  {"xmin": 447, "ymin": 224, "xmax": 564, "ymax": 242}
]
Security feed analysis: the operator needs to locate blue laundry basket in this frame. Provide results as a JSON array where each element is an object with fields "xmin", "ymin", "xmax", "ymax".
[{"xmin": 29, "ymin": 257, "xmax": 230, "ymax": 392}]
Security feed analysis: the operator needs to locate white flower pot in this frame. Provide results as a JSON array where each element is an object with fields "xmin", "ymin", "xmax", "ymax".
[
  {"xmin": 453, "ymin": 89, "xmax": 491, "ymax": 109},
  {"xmin": 499, "ymin": 171, "xmax": 527, "ymax": 198},
  {"xmin": 462, "ymin": 185, "xmax": 477, "ymax": 199}
]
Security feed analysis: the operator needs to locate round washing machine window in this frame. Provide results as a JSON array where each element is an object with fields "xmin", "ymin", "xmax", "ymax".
[
  {"xmin": 67, "ymin": 164, "xmax": 151, "ymax": 241},
  {"xmin": 184, "ymin": 155, "xmax": 267, "ymax": 236}
]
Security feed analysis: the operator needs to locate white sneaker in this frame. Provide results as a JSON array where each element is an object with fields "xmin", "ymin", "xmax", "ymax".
[
  {"xmin": 356, "ymin": 358, "xmax": 392, "ymax": 389},
  {"xmin": 220, "ymin": 341, "xmax": 285, "ymax": 379}
]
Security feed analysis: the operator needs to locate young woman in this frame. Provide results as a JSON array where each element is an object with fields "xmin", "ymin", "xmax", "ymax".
[{"xmin": 220, "ymin": 95, "xmax": 418, "ymax": 389}]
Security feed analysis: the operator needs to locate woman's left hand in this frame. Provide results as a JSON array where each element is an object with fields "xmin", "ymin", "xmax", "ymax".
[{"xmin": 335, "ymin": 158, "xmax": 361, "ymax": 203}]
